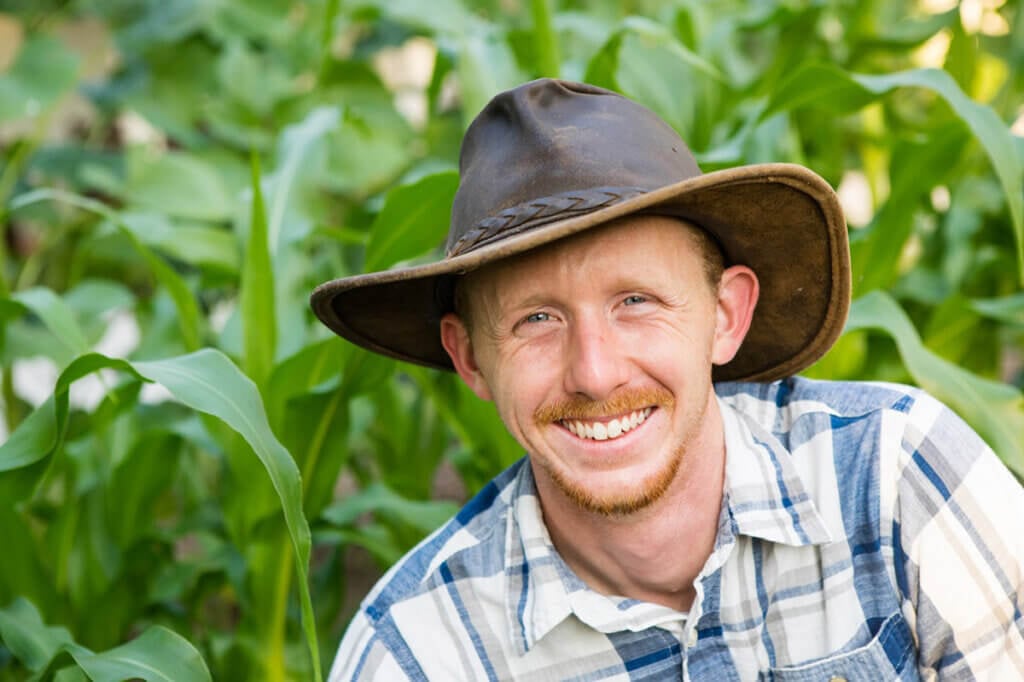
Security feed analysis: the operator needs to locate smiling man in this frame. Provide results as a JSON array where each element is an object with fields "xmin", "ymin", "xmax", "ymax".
[{"xmin": 312, "ymin": 79, "xmax": 1024, "ymax": 680}]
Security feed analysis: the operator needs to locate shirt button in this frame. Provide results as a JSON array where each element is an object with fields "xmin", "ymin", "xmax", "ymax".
[
  {"xmin": 685, "ymin": 629, "xmax": 698, "ymax": 647},
  {"xmin": 828, "ymin": 677, "xmax": 847, "ymax": 682}
]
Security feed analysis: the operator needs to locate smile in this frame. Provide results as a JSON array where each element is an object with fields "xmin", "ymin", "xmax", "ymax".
[{"xmin": 560, "ymin": 408, "xmax": 654, "ymax": 442}]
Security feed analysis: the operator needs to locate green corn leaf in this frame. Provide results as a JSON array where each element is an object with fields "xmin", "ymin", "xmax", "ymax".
[
  {"xmin": 0, "ymin": 349, "xmax": 320, "ymax": 679},
  {"xmin": 53, "ymin": 665, "xmax": 89, "ymax": 682},
  {"xmin": 766, "ymin": 65, "xmax": 1024, "ymax": 282},
  {"xmin": 856, "ymin": 69, "xmax": 1023, "ymax": 284},
  {"xmin": 847, "ymin": 292, "xmax": 1024, "ymax": 476},
  {"xmin": 0, "ymin": 598, "xmax": 75, "ymax": 673},
  {"xmin": 763, "ymin": 63, "xmax": 877, "ymax": 116},
  {"xmin": 115, "ymin": 212, "xmax": 239, "ymax": 275},
  {"xmin": 0, "ymin": 508, "xmax": 55, "ymax": 615},
  {"xmin": 0, "ymin": 36, "xmax": 79, "ymax": 122},
  {"xmin": 530, "ymin": 0, "xmax": 561, "ymax": 78},
  {"xmin": 363, "ymin": 171, "xmax": 459, "ymax": 271},
  {"xmin": 9, "ymin": 288, "xmax": 90, "ymax": 357},
  {"xmin": 851, "ymin": 124, "xmax": 967, "ymax": 293},
  {"xmin": 125, "ymin": 151, "xmax": 233, "ymax": 222},
  {"xmin": 457, "ymin": 28, "xmax": 527, "ymax": 125},
  {"xmin": 349, "ymin": 0, "xmax": 472, "ymax": 36},
  {"xmin": 265, "ymin": 337, "xmax": 346, "ymax": 428},
  {"xmin": 0, "ymin": 598, "xmax": 211, "ymax": 681},
  {"xmin": 405, "ymin": 367, "xmax": 522, "ymax": 490},
  {"xmin": 132, "ymin": 350, "xmax": 320, "ymax": 680},
  {"xmin": 971, "ymin": 293, "xmax": 1024, "ymax": 326},
  {"xmin": 71, "ymin": 626, "xmax": 212, "ymax": 682},
  {"xmin": 584, "ymin": 16, "xmax": 724, "ymax": 144},
  {"xmin": 0, "ymin": 354, "xmax": 140, "ymax": 475},
  {"xmin": 322, "ymin": 482, "xmax": 458, "ymax": 534},
  {"xmin": 241, "ymin": 152, "xmax": 276, "ymax": 387},
  {"xmin": 113, "ymin": 215, "xmax": 203, "ymax": 351},
  {"xmin": 0, "ymin": 395, "xmax": 60, "ymax": 474},
  {"xmin": 267, "ymin": 106, "xmax": 340, "ymax": 253},
  {"xmin": 10, "ymin": 190, "xmax": 202, "ymax": 351}
]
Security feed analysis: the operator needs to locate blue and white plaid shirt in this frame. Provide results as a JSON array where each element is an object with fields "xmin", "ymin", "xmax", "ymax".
[{"xmin": 331, "ymin": 378, "xmax": 1024, "ymax": 680}]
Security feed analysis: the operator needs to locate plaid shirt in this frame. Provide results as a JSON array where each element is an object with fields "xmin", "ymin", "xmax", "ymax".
[{"xmin": 331, "ymin": 378, "xmax": 1024, "ymax": 681}]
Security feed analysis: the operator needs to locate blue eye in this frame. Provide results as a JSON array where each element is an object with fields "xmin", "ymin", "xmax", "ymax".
[
  {"xmin": 525, "ymin": 312, "xmax": 551, "ymax": 323},
  {"xmin": 623, "ymin": 295, "xmax": 647, "ymax": 305}
]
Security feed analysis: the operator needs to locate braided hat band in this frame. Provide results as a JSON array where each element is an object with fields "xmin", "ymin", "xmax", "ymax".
[{"xmin": 447, "ymin": 187, "xmax": 646, "ymax": 257}]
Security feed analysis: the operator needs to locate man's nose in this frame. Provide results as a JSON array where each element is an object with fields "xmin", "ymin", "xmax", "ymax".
[{"xmin": 563, "ymin": 315, "xmax": 630, "ymax": 401}]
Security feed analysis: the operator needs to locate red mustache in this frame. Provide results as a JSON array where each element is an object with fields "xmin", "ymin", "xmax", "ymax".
[{"xmin": 534, "ymin": 387, "xmax": 674, "ymax": 424}]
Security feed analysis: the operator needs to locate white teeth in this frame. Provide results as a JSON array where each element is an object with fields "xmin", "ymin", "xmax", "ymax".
[{"xmin": 561, "ymin": 408, "xmax": 654, "ymax": 442}]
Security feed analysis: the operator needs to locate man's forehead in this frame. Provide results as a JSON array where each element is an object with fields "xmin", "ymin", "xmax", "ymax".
[{"xmin": 464, "ymin": 215, "xmax": 707, "ymax": 299}]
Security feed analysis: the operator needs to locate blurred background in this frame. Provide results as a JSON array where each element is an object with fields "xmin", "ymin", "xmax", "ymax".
[{"xmin": 0, "ymin": 0, "xmax": 1021, "ymax": 679}]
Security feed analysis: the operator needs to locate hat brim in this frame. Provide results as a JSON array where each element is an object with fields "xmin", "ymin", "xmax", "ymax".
[{"xmin": 310, "ymin": 163, "xmax": 850, "ymax": 383}]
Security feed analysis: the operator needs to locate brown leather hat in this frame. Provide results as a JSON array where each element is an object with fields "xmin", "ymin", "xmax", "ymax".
[{"xmin": 311, "ymin": 79, "xmax": 850, "ymax": 382}]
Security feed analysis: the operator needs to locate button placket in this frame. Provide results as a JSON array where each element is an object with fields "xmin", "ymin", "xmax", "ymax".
[{"xmin": 685, "ymin": 627, "xmax": 698, "ymax": 648}]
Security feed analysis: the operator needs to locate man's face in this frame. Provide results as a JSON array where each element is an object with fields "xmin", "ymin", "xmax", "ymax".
[{"xmin": 441, "ymin": 215, "xmax": 756, "ymax": 517}]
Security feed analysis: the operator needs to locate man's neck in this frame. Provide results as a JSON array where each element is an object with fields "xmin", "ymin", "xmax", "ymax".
[{"xmin": 534, "ymin": 395, "xmax": 727, "ymax": 613}]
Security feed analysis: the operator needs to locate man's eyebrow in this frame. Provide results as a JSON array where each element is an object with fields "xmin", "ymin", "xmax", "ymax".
[{"xmin": 492, "ymin": 292, "xmax": 556, "ymax": 317}]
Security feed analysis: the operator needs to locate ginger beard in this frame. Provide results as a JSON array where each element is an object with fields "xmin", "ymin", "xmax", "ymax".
[{"xmin": 532, "ymin": 386, "xmax": 698, "ymax": 517}]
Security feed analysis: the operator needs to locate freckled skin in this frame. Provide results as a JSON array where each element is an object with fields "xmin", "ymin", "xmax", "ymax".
[{"xmin": 440, "ymin": 214, "xmax": 759, "ymax": 609}]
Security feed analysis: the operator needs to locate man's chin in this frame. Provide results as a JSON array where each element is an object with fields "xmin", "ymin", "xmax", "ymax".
[
  {"xmin": 567, "ymin": 488, "xmax": 667, "ymax": 517},
  {"xmin": 545, "ymin": 457, "xmax": 684, "ymax": 518}
]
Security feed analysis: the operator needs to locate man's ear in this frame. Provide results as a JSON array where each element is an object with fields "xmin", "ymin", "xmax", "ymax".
[
  {"xmin": 439, "ymin": 313, "xmax": 493, "ymax": 401},
  {"xmin": 711, "ymin": 265, "xmax": 759, "ymax": 366}
]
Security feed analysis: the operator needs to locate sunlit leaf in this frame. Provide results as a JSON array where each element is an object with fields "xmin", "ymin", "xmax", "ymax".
[
  {"xmin": 0, "ymin": 395, "xmax": 60, "ymax": 474},
  {"xmin": 847, "ymin": 292, "xmax": 1024, "ymax": 476},
  {"xmin": 265, "ymin": 337, "xmax": 345, "ymax": 427},
  {"xmin": 11, "ymin": 190, "xmax": 203, "ymax": 351},
  {"xmin": 851, "ymin": 125, "xmax": 967, "ymax": 293},
  {"xmin": 0, "ymin": 349, "xmax": 320, "ymax": 679},
  {"xmin": 349, "ymin": 0, "xmax": 472, "ymax": 35},
  {"xmin": 266, "ymin": 106, "xmax": 340, "ymax": 253},
  {"xmin": 113, "ymin": 212, "xmax": 239, "ymax": 274},
  {"xmin": 363, "ymin": 171, "xmax": 458, "ymax": 271},
  {"xmin": 72, "ymin": 626, "xmax": 212, "ymax": 682},
  {"xmin": 971, "ymin": 293, "xmax": 1024, "ymax": 327},
  {"xmin": 457, "ymin": 28, "xmax": 527, "ymax": 124},
  {"xmin": 241, "ymin": 152, "xmax": 275, "ymax": 386},
  {"xmin": 0, "ymin": 508, "xmax": 54, "ymax": 614},
  {"xmin": 0, "ymin": 598, "xmax": 75, "ymax": 672},
  {"xmin": 0, "ymin": 598, "xmax": 212, "ymax": 681},
  {"xmin": 322, "ymin": 482, "xmax": 458, "ymax": 534},
  {"xmin": 126, "ymin": 151, "xmax": 234, "ymax": 222},
  {"xmin": 131, "ymin": 350, "xmax": 320, "ymax": 680},
  {"xmin": 217, "ymin": 40, "xmax": 292, "ymax": 115},
  {"xmin": 63, "ymin": 280, "xmax": 136, "ymax": 321},
  {"xmin": 9, "ymin": 288, "xmax": 90, "ymax": 357},
  {"xmin": 530, "ymin": 0, "xmax": 561, "ymax": 78},
  {"xmin": 0, "ymin": 36, "xmax": 79, "ymax": 121},
  {"xmin": 767, "ymin": 65, "xmax": 1024, "ymax": 282}
]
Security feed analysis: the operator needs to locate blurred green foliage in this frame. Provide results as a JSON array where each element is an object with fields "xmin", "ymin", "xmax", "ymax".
[{"xmin": 0, "ymin": 0, "xmax": 1021, "ymax": 679}]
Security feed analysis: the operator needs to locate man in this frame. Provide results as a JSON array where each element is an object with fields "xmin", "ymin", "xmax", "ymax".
[{"xmin": 312, "ymin": 79, "xmax": 1024, "ymax": 680}]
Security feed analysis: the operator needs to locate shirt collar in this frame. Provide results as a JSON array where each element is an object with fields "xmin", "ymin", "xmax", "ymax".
[
  {"xmin": 504, "ymin": 465, "xmax": 685, "ymax": 654},
  {"xmin": 718, "ymin": 395, "xmax": 835, "ymax": 547},
  {"xmin": 503, "ymin": 397, "xmax": 835, "ymax": 653}
]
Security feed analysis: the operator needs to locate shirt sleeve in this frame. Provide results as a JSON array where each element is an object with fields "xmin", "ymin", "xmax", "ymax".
[
  {"xmin": 892, "ymin": 391, "xmax": 1024, "ymax": 680},
  {"xmin": 329, "ymin": 611, "xmax": 410, "ymax": 682}
]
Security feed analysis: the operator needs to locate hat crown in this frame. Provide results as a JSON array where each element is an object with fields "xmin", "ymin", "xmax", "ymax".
[{"xmin": 447, "ymin": 79, "xmax": 702, "ymax": 254}]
